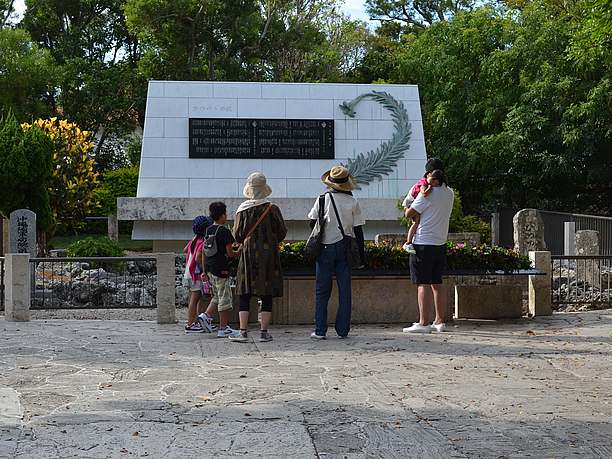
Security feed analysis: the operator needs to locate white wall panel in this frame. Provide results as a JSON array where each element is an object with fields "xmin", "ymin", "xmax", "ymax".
[
  {"xmin": 262, "ymin": 159, "xmax": 312, "ymax": 179},
  {"xmin": 189, "ymin": 179, "xmax": 239, "ymax": 197},
  {"xmin": 164, "ymin": 82, "xmax": 213, "ymax": 98},
  {"xmin": 214, "ymin": 159, "xmax": 263, "ymax": 180},
  {"xmin": 143, "ymin": 117, "xmax": 164, "ymax": 138},
  {"xmin": 237, "ymin": 99, "xmax": 286, "ymax": 118},
  {"xmin": 146, "ymin": 98, "xmax": 188, "ymax": 118},
  {"xmin": 261, "ymin": 83, "xmax": 310, "ymax": 99},
  {"xmin": 164, "ymin": 158, "xmax": 215, "ymax": 179},
  {"xmin": 139, "ymin": 158, "xmax": 164, "ymax": 178},
  {"xmin": 142, "ymin": 138, "xmax": 189, "ymax": 157},
  {"xmin": 138, "ymin": 178, "xmax": 188, "ymax": 197},
  {"xmin": 285, "ymin": 99, "xmax": 334, "ymax": 119},
  {"xmin": 213, "ymin": 83, "xmax": 262, "ymax": 98},
  {"xmin": 163, "ymin": 118, "xmax": 188, "ymax": 138}
]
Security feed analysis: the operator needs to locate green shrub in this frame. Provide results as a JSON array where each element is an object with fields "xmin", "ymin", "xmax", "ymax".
[
  {"xmin": 452, "ymin": 215, "xmax": 491, "ymax": 244},
  {"xmin": 398, "ymin": 189, "xmax": 491, "ymax": 243},
  {"xmin": 445, "ymin": 242, "xmax": 531, "ymax": 272},
  {"xmin": 0, "ymin": 113, "xmax": 54, "ymax": 231},
  {"xmin": 280, "ymin": 241, "xmax": 530, "ymax": 273},
  {"xmin": 94, "ymin": 166, "xmax": 139, "ymax": 214},
  {"xmin": 66, "ymin": 236, "xmax": 125, "ymax": 257}
]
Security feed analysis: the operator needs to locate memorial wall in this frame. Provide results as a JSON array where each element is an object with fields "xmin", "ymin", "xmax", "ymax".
[{"xmin": 118, "ymin": 81, "xmax": 427, "ymax": 250}]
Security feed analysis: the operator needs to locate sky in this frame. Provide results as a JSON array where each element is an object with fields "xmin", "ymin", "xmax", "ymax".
[
  {"xmin": 12, "ymin": 0, "xmax": 370, "ymax": 22},
  {"xmin": 343, "ymin": 0, "xmax": 370, "ymax": 21}
]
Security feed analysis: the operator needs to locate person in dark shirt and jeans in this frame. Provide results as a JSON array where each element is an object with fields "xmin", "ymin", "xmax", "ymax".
[{"xmin": 199, "ymin": 202, "xmax": 241, "ymax": 338}]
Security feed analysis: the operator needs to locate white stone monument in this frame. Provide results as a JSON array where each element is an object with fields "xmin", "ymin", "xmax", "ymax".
[{"xmin": 118, "ymin": 81, "xmax": 428, "ymax": 250}]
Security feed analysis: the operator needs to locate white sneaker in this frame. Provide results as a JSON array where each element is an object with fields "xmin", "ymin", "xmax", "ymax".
[
  {"xmin": 430, "ymin": 323, "xmax": 447, "ymax": 333},
  {"xmin": 402, "ymin": 323, "xmax": 432, "ymax": 333},
  {"xmin": 402, "ymin": 242, "xmax": 416, "ymax": 254},
  {"xmin": 217, "ymin": 326, "xmax": 240, "ymax": 338},
  {"xmin": 197, "ymin": 313, "xmax": 214, "ymax": 333},
  {"xmin": 310, "ymin": 332, "xmax": 326, "ymax": 340},
  {"xmin": 228, "ymin": 331, "xmax": 249, "ymax": 343}
]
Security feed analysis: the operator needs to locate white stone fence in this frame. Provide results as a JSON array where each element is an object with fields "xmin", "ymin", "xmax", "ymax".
[
  {"xmin": 2, "ymin": 251, "xmax": 554, "ymax": 323},
  {"xmin": 2, "ymin": 253, "xmax": 177, "ymax": 324}
]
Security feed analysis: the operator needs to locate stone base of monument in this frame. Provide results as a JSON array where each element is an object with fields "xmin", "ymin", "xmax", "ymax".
[
  {"xmin": 225, "ymin": 275, "xmax": 455, "ymax": 326},
  {"xmin": 454, "ymin": 285, "xmax": 523, "ymax": 320}
]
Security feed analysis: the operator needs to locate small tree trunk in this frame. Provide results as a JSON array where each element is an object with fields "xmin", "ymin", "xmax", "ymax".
[{"xmin": 37, "ymin": 229, "xmax": 48, "ymax": 257}]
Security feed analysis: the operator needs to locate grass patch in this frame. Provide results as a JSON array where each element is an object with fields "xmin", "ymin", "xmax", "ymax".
[{"xmin": 49, "ymin": 234, "xmax": 153, "ymax": 252}]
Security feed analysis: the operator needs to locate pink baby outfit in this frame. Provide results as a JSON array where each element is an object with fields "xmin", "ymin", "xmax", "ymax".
[{"xmin": 409, "ymin": 177, "xmax": 429, "ymax": 199}]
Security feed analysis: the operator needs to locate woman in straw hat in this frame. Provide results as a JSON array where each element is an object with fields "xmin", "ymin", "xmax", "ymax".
[
  {"xmin": 307, "ymin": 165, "xmax": 366, "ymax": 339},
  {"xmin": 229, "ymin": 172, "xmax": 287, "ymax": 343}
]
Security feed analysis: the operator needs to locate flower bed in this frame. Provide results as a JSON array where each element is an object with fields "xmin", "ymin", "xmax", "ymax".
[{"xmin": 280, "ymin": 241, "xmax": 531, "ymax": 273}]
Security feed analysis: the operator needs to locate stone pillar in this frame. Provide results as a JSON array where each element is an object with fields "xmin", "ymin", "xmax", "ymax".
[
  {"xmin": 513, "ymin": 209, "xmax": 547, "ymax": 255},
  {"xmin": 2, "ymin": 218, "xmax": 10, "ymax": 255},
  {"xmin": 575, "ymin": 230, "xmax": 599, "ymax": 286},
  {"xmin": 5, "ymin": 254, "xmax": 31, "ymax": 321},
  {"xmin": 528, "ymin": 251, "xmax": 552, "ymax": 316},
  {"xmin": 491, "ymin": 212, "xmax": 500, "ymax": 246},
  {"xmin": 564, "ymin": 222, "xmax": 576, "ymax": 255},
  {"xmin": 107, "ymin": 213, "xmax": 119, "ymax": 242},
  {"xmin": 156, "ymin": 253, "xmax": 176, "ymax": 324}
]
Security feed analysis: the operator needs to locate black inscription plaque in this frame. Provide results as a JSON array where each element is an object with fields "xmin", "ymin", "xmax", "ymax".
[{"xmin": 189, "ymin": 118, "xmax": 334, "ymax": 159}]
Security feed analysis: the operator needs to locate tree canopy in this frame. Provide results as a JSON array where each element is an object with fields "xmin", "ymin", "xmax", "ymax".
[{"xmin": 0, "ymin": 0, "xmax": 609, "ymax": 216}]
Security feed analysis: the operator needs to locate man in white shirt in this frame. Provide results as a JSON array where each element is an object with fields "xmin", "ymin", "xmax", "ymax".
[
  {"xmin": 307, "ymin": 166, "xmax": 366, "ymax": 339},
  {"xmin": 402, "ymin": 169, "xmax": 454, "ymax": 333}
]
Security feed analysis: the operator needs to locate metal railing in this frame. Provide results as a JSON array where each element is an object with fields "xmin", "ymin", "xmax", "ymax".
[
  {"xmin": 551, "ymin": 255, "xmax": 612, "ymax": 307},
  {"xmin": 30, "ymin": 257, "xmax": 157, "ymax": 309},
  {"xmin": 496, "ymin": 208, "xmax": 612, "ymax": 255},
  {"xmin": 540, "ymin": 211, "xmax": 612, "ymax": 256}
]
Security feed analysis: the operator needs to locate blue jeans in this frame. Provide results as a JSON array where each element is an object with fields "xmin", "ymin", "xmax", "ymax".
[{"xmin": 315, "ymin": 240, "xmax": 352, "ymax": 337}]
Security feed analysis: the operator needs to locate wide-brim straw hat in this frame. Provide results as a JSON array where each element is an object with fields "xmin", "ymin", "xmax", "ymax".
[
  {"xmin": 243, "ymin": 172, "xmax": 272, "ymax": 199},
  {"xmin": 321, "ymin": 165, "xmax": 356, "ymax": 192}
]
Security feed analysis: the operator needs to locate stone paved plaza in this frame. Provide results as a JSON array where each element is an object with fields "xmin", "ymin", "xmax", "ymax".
[{"xmin": 1, "ymin": 311, "xmax": 611, "ymax": 458}]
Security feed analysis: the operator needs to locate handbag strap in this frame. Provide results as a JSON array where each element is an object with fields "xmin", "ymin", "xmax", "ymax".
[
  {"xmin": 317, "ymin": 194, "xmax": 325, "ymax": 233},
  {"xmin": 243, "ymin": 203, "xmax": 273, "ymax": 242},
  {"xmin": 328, "ymin": 193, "xmax": 347, "ymax": 238}
]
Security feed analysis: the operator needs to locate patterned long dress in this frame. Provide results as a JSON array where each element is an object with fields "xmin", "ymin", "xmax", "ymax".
[{"xmin": 233, "ymin": 203, "xmax": 287, "ymax": 297}]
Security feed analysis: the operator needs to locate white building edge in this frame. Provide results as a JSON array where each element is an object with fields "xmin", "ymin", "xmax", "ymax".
[{"xmin": 118, "ymin": 81, "xmax": 427, "ymax": 251}]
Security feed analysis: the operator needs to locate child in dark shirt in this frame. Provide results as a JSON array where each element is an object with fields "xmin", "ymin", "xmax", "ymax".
[{"xmin": 198, "ymin": 202, "xmax": 241, "ymax": 338}]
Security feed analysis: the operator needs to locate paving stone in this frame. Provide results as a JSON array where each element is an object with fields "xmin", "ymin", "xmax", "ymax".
[{"xmin": 0, "ymin": 311, "xmax": 611, "ymax": 458}]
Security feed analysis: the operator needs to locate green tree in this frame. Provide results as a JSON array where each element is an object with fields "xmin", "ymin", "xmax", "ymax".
[
  {"xmin": 95, "ymin": 165, "xmax": 139, "ymax": 214},
  {"xmin": 0, "ymin": 28, "xmax": 57, "ymax": 120},
  {"xmin": 125, "ymin": 0, "xmax": 368, "ymax": 83},
  {"xmin": 397, "ymin": 2, "xmax": 611, "ymax": 214},
  {"xmin": 0, "ymin": 114, "xmax": 54, "ymax": 232},
  {"xmin": 1, "ymin": 0, "xmax": 18, "ymax": 27},
  {"xmin": 125, "ymin": 0, "xmax": 263, "ymax": 81},
  {"xmin": 365, "ymin": 0, "xmax": 474, "ymax": 30},
  {"xmin": 22, "ymin": 118, "xmax": 100, "ymax": 233},
  {"xmin": 23, "ymin": 0, "xmax": 144, "ymax": 156}
]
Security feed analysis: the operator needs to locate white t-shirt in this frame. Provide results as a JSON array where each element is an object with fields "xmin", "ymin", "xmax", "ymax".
[
  {"xmin": 308, "ymin": 192, "xmax": 366, "ymax": 244},
  {"xmin": 410, "ymin": 185, "xmax": 454, "ymax": 246}
]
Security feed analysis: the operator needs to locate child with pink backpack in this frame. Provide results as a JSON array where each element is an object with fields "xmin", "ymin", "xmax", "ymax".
[{"xmin": 183, "ymin": 215, "xmax": 214, "ymax": 333}]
